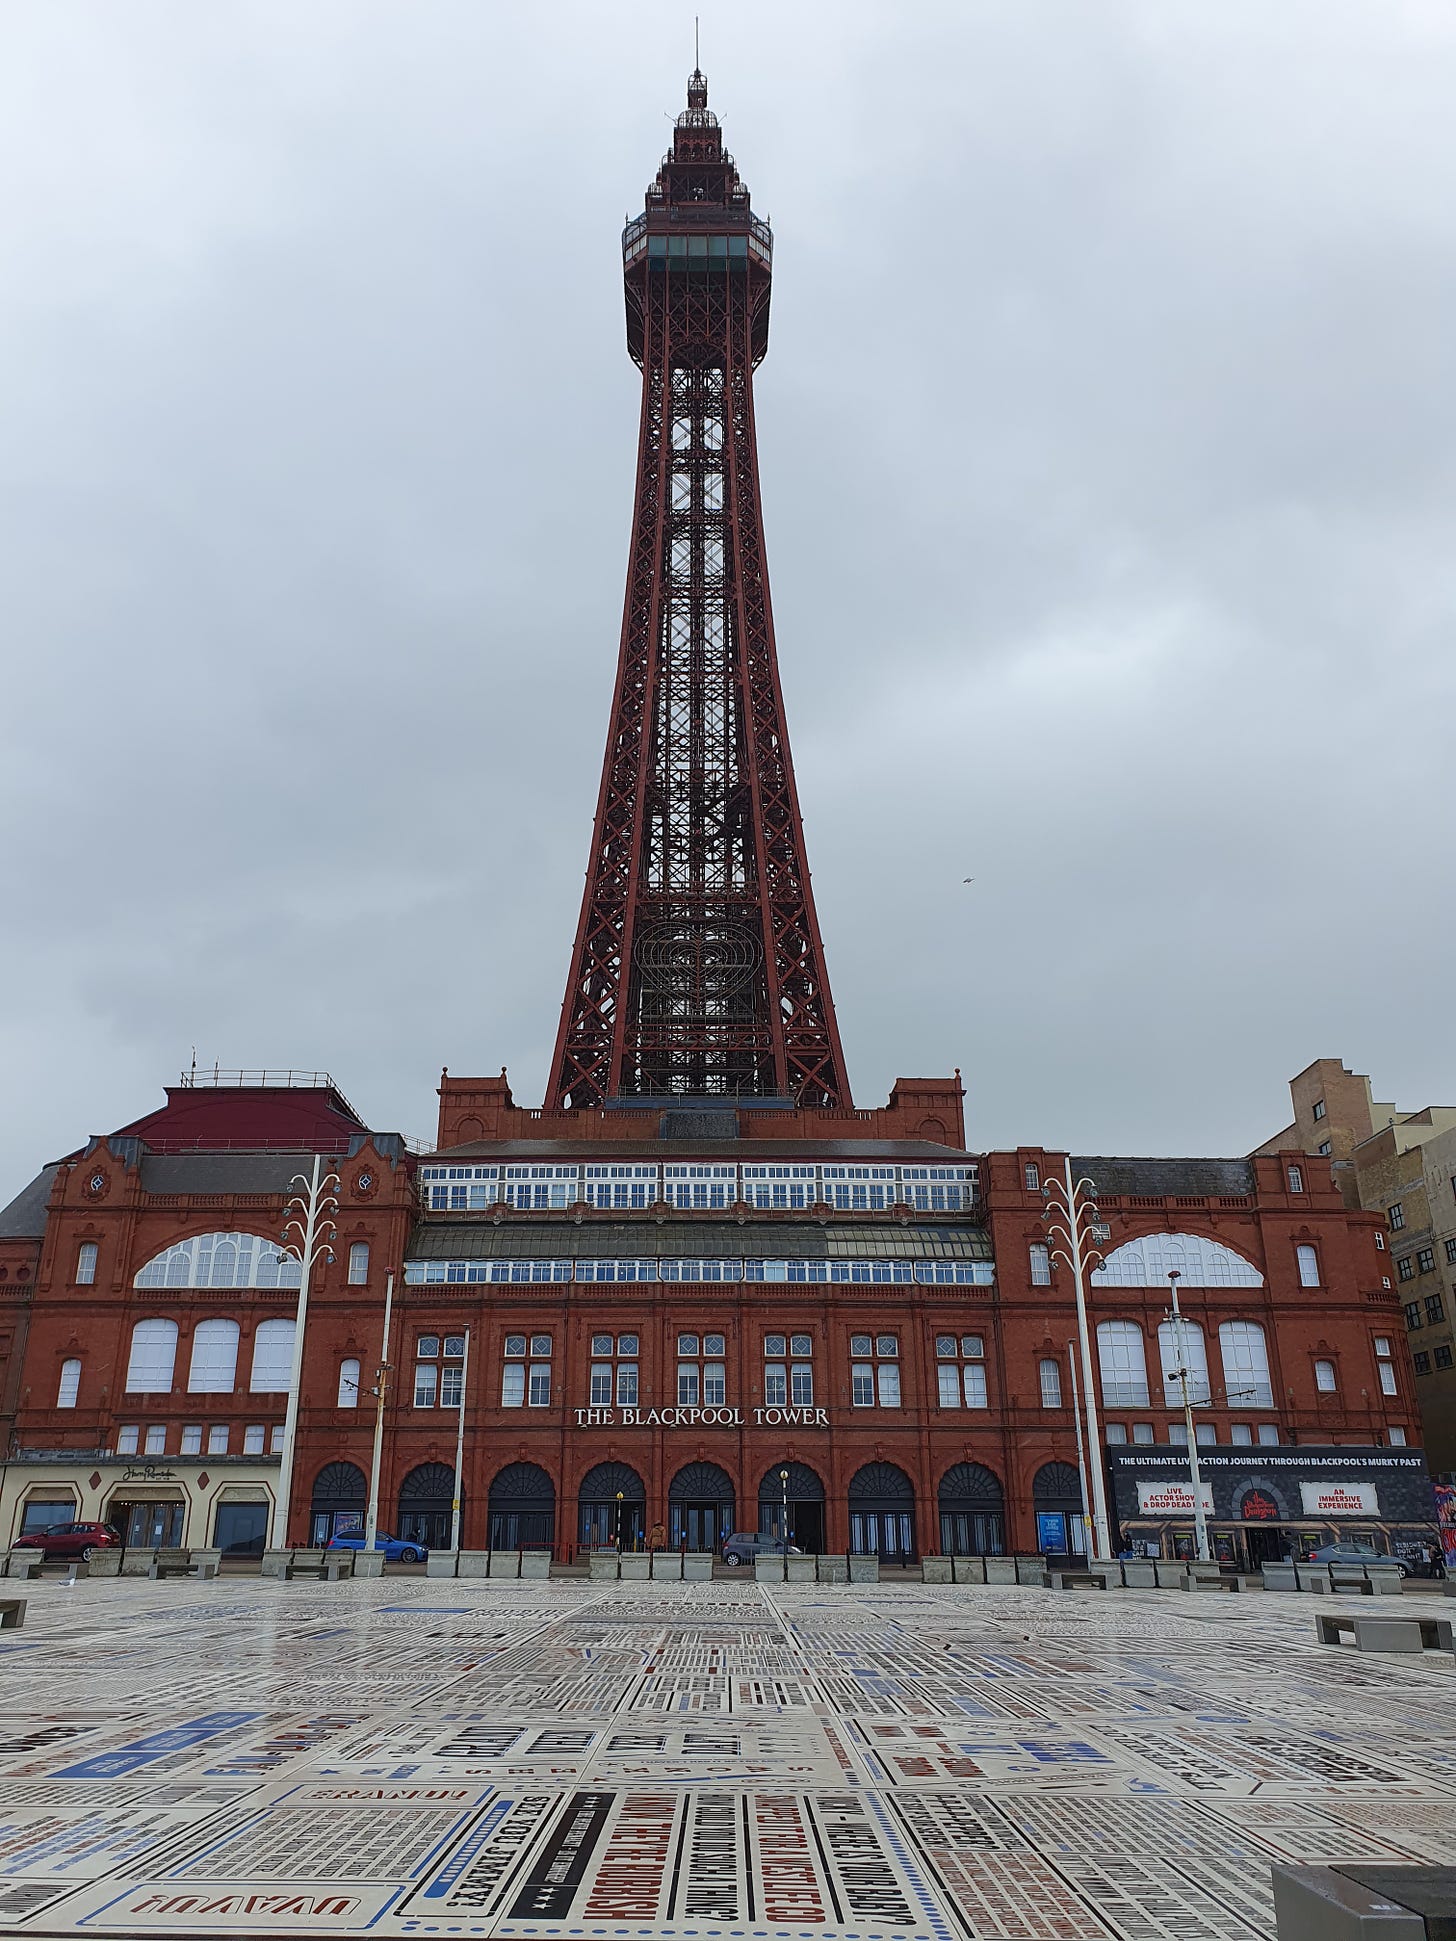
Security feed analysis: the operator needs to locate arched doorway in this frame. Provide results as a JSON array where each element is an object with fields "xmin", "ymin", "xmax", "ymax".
[
  {"xmin": 758, "ymin": 1462, "xmax": 825, "ymax": 1554},
  {"xmin": 489, "ymin": 1463, "xmax": 555, "ymax": 1552},
  {"xmin": 848, "ymin": 1462, "xmax": 916, "ymax": 1562},
  {"xmin": 398, "ymin": 1462, "xmax": 456, "ymax": 1551},
  {"xmin": 1032, "ymin": 1461, "xmax": 1085, "ymax": 1557},
  {"xmin": 937, "ymin": 1463, "xmax": 1005, "ymax": 1556},
  {"xmin": 310, "ymin": 1461, "xmax": 366, "ymax": 1546},
  {"xmin": 578, "ymin": 1462, "xmax": 645, "ymax": 1550},
  {"xmin": 669, "ymin": 1463, "xmax": 734, "ymax": 1552}
]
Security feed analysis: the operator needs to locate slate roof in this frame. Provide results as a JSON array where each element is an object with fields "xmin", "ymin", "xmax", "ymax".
[
  {"xmin": 407, "ymin": 1219, "xmax": 992, "ymax": 1260},
  {"xmin": 1072, "ymin": 1156, "xmax": 1257, "ymax": 1198},
  {"xmin": 139, "ymin": 1153, "xmax": 321, "ymax": 1196},
  {"xmin": 0, "ymin": 1165, "xmax": 59, "ymax": 1238}
]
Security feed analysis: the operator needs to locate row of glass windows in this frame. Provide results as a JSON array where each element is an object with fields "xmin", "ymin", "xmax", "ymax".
[
  {"xmin": 114, "ymin": 1423, "xmax": 282, "ymax": 1456},
  {"xmin": 418, "ymin": 1162, "xmax": 976, "ymax": 1214},
  {"xmin": 404, "ymin": 1258, "xmax": 994, "ymax": 1285},
  {"xmin": 65, "ymin": 1320, "xmax": 299, "ymax": 1401},
  {"xmin": 1096, "ymin": 1320, "xmax": 1398, "ymax": 1407}
]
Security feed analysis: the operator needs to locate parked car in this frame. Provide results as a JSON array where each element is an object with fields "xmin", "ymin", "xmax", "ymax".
[
  {"xmin": 13, "ymin": 1521, "xmax": 122, "ymax": 1562},
  {"xmin": 720, "ymin": 1532, "xmax": 802, "ymax": 1566},
  {"xmin": 1306, "ymin": 1542, "xmax": 1409, "ymax": 1577},
  {"xmin": 326, "ymin": 1531, "xmax": 428, "ymax": 1564}
]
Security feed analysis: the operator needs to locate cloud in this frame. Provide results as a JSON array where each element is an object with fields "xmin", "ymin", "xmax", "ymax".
[{"xmin": 2, "ymin": 0, "xmax": 1454, "ymax": 1193}]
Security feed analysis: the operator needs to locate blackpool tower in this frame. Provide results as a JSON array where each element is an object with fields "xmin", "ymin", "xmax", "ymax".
[{"xmin": 551, "ymin": 71, "xmax": 850, "ymax": 1112}]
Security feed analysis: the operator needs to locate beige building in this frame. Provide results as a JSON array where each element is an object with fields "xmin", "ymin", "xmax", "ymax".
[{"xmin": 1258, "ymin": 1059, "xmax": 1456, "ymax": 1476}]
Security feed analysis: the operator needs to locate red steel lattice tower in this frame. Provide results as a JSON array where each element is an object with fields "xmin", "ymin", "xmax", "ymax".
[{"xmin": 551, "ymin": 71, "xmax": 850, "ymax": 1110}]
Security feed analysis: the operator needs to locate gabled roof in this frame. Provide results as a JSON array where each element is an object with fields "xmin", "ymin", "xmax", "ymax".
[{"xmin": 0, "ymin": 1165, "xmax": 59, "ymax": 1239}]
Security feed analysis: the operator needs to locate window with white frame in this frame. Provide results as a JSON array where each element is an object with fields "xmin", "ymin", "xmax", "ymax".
[
  {"xmin": 1104, "ymin": 1422, "xmax": 1127, "ymax": 1444},
  {"xmin": 1257, "ymin": 1423, "xmax": 1281, "ymax": 1445},
  {"xmin": 675, "ymin": 1331, "xmax": 727, "ymax": 1407},
  {"xmin": 125, "ymin": 1318, "xmax": 178, "ymax": 1393},
  {"xmin": 1195, "ymin": 1423, "xmax": 1215, "ymax": 1445},
  {"xmin": 243, "ymin": 1424, "xmax": 266, "ymax": 1455},
  {"xmin": 1287, "ymin": 1166, "xmax": 1304, "ymax": 1193},
  {"xmin": 1219, "ymin": 1320, "xmax": 1274, "ymax": 1408},
  {"xmin": 850, "ymin": 1332, "xmax": 900, "ymax": 1406},
  {"xmin": 1029, "ymin": 1243, "xmax": 1052, "ymax": 1287},
  {"xmin": 1024, "ymin": 1162, "xmax": 1041, "ymax": 1192},
  {"xmin": 134, "ymin": 1231, "xmax": 302, "ymax": 1290},
  {"xmin": 528, "ymin": 1358, "xmax": 551, "ymax": 1406},
  {"xmin": 347, "ymin": 1241, "xmax": 370, "ymax": 1285},
  {"xmin": 415, "ymin": 1361, "xmax": 438, "ymax": 1407},
  {"xmin": 116, "ymin": 1425, "xmax": 140, "ymax": 1454},
  {"xmin": 1157, "ymin": 1319, "xmax": 1211, "ymax": 1407},
  {"xmin": 337, "ymin": 1358, "xmax": 361, "ymax": 1408},
  {"xmin": 206, "ymin": 1424, "xmax": 229, "ymax": 1455},
  {"xmin": 1314, "ymin": 1359, "xmax": 1337, "ymax": 1392},
  {"xmin": 181, "ymin": 1425, "xmax": 202, "ymax": 1454},
  {"xmin": 582, "ymin": 1164, "xmax": 659, "ymax": 1210},
  {"xmin": 1296, "ymin": 1244, "xmax": 1320, "ymax": 1288},
  {"xmin": 1039, "ymin": 1358, "xmax": 1062, "ymax": 1408},
  {"xmin": 57, "ymin": 1358, "xmax": 81, "ymax": 1408},
  {"xmin": 248, "ymin": 1318, "xmax": 296, "ymax": 1392},
  {"xmin": 419, "ymin": 1164, "xmax": 500, "ymax": 1212},
  {"xmin": 187, "ymin": 1318, "xmax": 240, "ymax": 1394},
  {"xmin": 742, "ymin": 1165, "xmax": 816, "ymax": 1210},
  {"xmin": 1387, "ymin": 1426, "xmax": 1408, "ymax": 1446},
  {"xmin": 76, "ymin": 1241, "xmax": 98, "ymax": 1285},
  {"xmin": 1229, "ymin": 1423, "xmax": 1252, "ymax": 1444},
  {"xmin": 144, "ymin": 1424, "xmax": 165, "ymax": 1455},
  {"xmin": 586, "ymin": 1333, "xmax": 638, "ymax": 1406},
  {"xmin": 934, "ymin": 1333, "xmax": 986, "ymax": 1408},
  {"xmin": 502, "ymin": 1165, "xmax": 581, "ymax": 1211},
  {"xmin": 1389, "ymin": 1203, "xmax": 1405, "ymax": 1231},
  {"xmin": 822, "ymin": 1165, "xmax": 896, "ymax": 1212},
  {"xmin": 1096, "ymin": 1321, "xmax": 1149, "ymax": 1407},
  {"xmin": 1374, "ymin": 1337, "xmax": 1397, "ymax": 1395},
  {"xmin": 663, "ymin": 1165, "xmax": 737, "ymax": 1210},
  {"xmin": 1132, "ymin": 1422, "xmax": 1155, "ymax": 1444},
  {"xmin": 270, "ymin": 1424, "xmax": 284, "ymax": 1452}
]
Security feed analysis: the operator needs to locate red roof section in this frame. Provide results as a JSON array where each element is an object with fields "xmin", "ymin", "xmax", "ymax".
[{"xmin": 112, "ymin": 1085, "xmax": 367, "ymax": 1154}]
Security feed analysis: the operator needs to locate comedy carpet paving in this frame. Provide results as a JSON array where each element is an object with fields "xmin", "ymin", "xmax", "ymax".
[{"xmin": 0, "ymin": 1579, "xmax": 1453, "ymax": 1939}]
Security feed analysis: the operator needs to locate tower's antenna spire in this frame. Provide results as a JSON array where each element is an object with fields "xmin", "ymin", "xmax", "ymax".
[{"xmin": 694, "ymin": 14, "xmax": 700, "ymax": 71}]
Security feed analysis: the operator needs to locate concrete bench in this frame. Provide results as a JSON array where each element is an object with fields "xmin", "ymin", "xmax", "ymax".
[
  {"xmin": 951, "ymin": 1556, "xmax": 986, "ymax": 1584},
  {"xmin": 282, "ymin": 1549, "xmax": 352, "ymax": 1582},
  {"xmin": 1365, "ymin": 1566, "xmax": 1405, "ymax": 1596},
  {"xmin": 588, "ymin": 1550, "xmax": 619, "ymax": 1580},
  {"xmin": 189, "ymin": 1549, "xmax": 222, "ymax": 1580},
  {"xmin": 1274, "ymin": 1863, "xmax": 1456, "ymax": 1940},
  {"xmin": 1261, "ymin": 1563, "xmax": 1298, "ymax": 1592},
  {"xmin": 1295, "ymin": 1563, "xmax": 1333, "ymax": 1594},
  {"xmin": 620, "ymin": 1553, "xmax": 650, "ymax": 1581},
  {"xmin": 1048, "ymin": 1569, "xmax": 1105, "ymax": 1590},
  {"xmin": 0, "ymin": 1598, "xmax": 26, "ymax": 1629},
  {"xmin": 1015, "ymin": 1557, "xmax": 1050, "ymax": 1587},
  {"xmin": 489, "ymin": 1549, "xmax": 522, "ymax": 1579},
  {"xmin": 521, "ymin": 1550, "xmax": 552, "ymax": 1579},
  {"xmin": 426, "ymin": 1550, "xmax": 460, "ymax": 1578},
  {"xmin": 816, "ymin": 1555, "xmax": 847, "ymax": 1584},
  {"xmin": 120, "ymin": 1549, "xmax": 157, "ymax": 1577},
  {"xmin": 984, "ymin": 1557, "xmax": 1018, "ymax": 1585},
  {"xmin": 85, "ymin": 1548, "xmax": 123, "ymax": 1578},
  {"xmin": 1118, "ymin": 1561, "xmax": 1155, "ymax": 1587},
  {"xmin": 848, "ymin": 1555, "xmax": 879, "ymax": 1583},
  {"xmin": 1, "ymin": 1553, "xmax": 44, "ymax": 1581},
  {"xmin": 682, "ymin": 1552, "xmax": 713, "ymax": 1581},
  {"xmin": 650, "ymin": 1552, "xmax": 682, "ymax": 1581},
  {"xmin": 148, "ymin": 1548, "xmax": 196, "ymax": 1580},
  {"xmin": 921, "ymin": 1557, "xmax": 952, "ymax": 1584},
  {"xmin": 1316, "ymin": 1611, "xmax": 1454, "ymax": 1656},
  {"xmin": 352, "ymin": 1549, "xmax": 386, "ymax": 1577}
]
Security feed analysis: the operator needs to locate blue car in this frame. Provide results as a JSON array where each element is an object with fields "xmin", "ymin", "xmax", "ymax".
[{"xmin": 326, "ymin": 1530, "xmax": 428, "ymax": 1564}]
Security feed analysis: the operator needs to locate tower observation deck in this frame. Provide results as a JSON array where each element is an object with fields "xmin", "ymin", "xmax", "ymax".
[{"xmin": 551, "ymin": 71, "xmax": 849, "ymax": 1111}]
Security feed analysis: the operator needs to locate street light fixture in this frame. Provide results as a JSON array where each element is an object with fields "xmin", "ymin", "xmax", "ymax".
[
  {"xmin": 779, "ymin": 1468, "xmax": 789, "ymax": 1558},
  {"xmin": 363, "ymin": 1271, "xmax": 395, "ymax": 1552},
  {"xmin": 270, "ymin": 1153, "xmax": 340, "ymax": 1550},
  {"xmin": 1166, "ymin": 1270, "xmax": 1212, "ymax": 1562},
  {"xmin": 1040, "ymin": 1157, "xmax": 1112, "ymax": 1558},
  {"xmin": 450, "ymin": 1329, "xmax": 471, "ymax": 1553},
  {"xmin": 615, "ymin": 1490, "xmax": 625, "ymax": 1551}
]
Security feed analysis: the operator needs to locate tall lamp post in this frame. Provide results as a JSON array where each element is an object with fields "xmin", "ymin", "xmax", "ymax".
[
  {"xmin": 779, "ymin": 1469, "xmax": 790, "ymax": 1557},
  {"xmin": 1065, "ymin": 1342, "xmax": 1094, "ymax": 1561},
  {"xmin": 1041, "ymin": 1157, "xmax": 1112, "ymax": 1559},
  {"xmin": 270, "ymin": 1153, "xmax": 339, "ymax": 1550},
  {"xmin": 615, "ymin": 1491, "xmax": 625, "ymax": 1551},
  {"xmin": 1166, "ymin": 1271, "xmax": 1212, "ymax": 1562},
  {"xmin": 363, "ymin": 1271, "xmax": 394, "ymax": 1552},
  {"xmin": 450, "ymin": 1330, "xmax": 471, "ymax": 1553}
]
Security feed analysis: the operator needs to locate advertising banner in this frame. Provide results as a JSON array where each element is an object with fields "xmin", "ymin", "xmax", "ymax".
[
  {"xmin": 1298, "ymin": 1481, "xmax": 1378, "ymax": 1517},
  {"xmin": 1136, "ymin": 1480, "xmax": 1215, "ymax": 1516}
]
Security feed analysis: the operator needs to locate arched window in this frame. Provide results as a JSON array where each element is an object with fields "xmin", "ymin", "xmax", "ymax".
[
  {"xmin": 1315, "ymin": 1358, "xmax": 1337, "ymax": 1392},
  {"xmin": 125, "ymin": 1319, "xmax": 178, "ymax": 1393},
  {"xmin": 1038, "ymin": 1358, "xmax": 1062, "ymax": 1408},
  {"xmin": 187, "ymin": 1319, "xmax": 240, "ymax": 1393},
  {"xmin": 249, "ymin": 1318, "xmax": 296, "ymax": 1393},
  {"xmin": 348, "ymin": 1242, "xmax": 370, "ymax": 1286},
  {"xmin": 57, "ymin": 1358, "xmax": 81, "ymax": 1408},
  {"xmin": 75, "ymin": 1242, "xmax": 98, "ymax": 1285},
  {"xmin": 1157, "ymin": 1320, "xmax": 1211, "ymax": 1406},
  {"xmin": 134, "ymin": 1232, "xmax": 301, "ymax": 1290},
  {"xmin": 1096, "ymin": 1321, "xmax": 1148, "ymax": 1407},
  {"xmin": 1219, "ymin": 1320, "xmax": 1273, "ymax": 1408},
  {"xmin": 1091, "ymin": 1232, "xmax": 1263, "ymax": 1289},
  {"xmin": 337, "ymin": 1358, "xmax": 361, "ymax": 1407},
  {"xmin": 1296, "ymin": 1244, "xmax": 1320, "ymax": 1288}
]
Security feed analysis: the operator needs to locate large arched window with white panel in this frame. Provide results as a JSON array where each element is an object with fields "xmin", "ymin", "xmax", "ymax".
[
  {"xmin": 134, "ymin": 1233, "xmax": 302, "ymax": 1291},
  {"xmin": 1096, "ymin": 1321, "xmax": 1149, "ymax": 1408},
  {"xmin": 57, "ymin": 1359, "xmax": 82, "ymax": 1408},
  {"xmin": 249, "ymin": 1319, "xmax": 297, "ymax": 1393},
  {"xmin": 1091, "ymin": 1232, "xmax": 1263, "ymax": 1289},
  {"xmin": 187, "ymin": 1319, "xmax": 240, "ymax": 1393},
  {"xmin": 125, "ymin": 1319, "xmax": 178, "ymax": 1393},
  {"xmin": 1156, "ymin": 1320, "xmax": 1211, "ymax": 1406},
  {"xmin": 1219, "ymin": 1320, "xmax": 1274, "ymax": 1409}
]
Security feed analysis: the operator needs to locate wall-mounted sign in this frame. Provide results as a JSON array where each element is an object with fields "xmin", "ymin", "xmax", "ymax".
[
  {"xmin": 1136, "ymin": 1480, "xmax": 1215, "ymax": 1516},
  {"xmin": 1239, "ymin": 1489, "xmax": 1280, "ymax": 1521},
  {"xmin": 572, "ymin": 1405, "xmax": 829, "ymax": 1430},
  {"xmin": 121, "ymin": 1465, "xmax": 177, "ymax": 1483},
  {"xmin": 1299, "ymin": 1480, "xmax": 1378, "ymax": 1517}
]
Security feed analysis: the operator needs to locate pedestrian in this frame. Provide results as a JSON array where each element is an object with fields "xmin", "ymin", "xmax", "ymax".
[{"xmin": 647, "ymin": 1520, "xmax": 666, "ymax": 1554}]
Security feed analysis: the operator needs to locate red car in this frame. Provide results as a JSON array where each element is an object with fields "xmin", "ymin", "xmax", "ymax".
[{"xmin": 13, "ymin": 1521, "xmax": 121, "ymax": 1562}]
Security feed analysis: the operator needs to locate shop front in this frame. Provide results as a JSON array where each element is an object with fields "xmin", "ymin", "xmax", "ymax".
[
  {"xmin": 1106, "ymin": 1445, "xmax": 1439, "ymax": 1568},
  {"xmin": 0, "ymin": 1455, "xmax": 280, "ymax": 1553}
]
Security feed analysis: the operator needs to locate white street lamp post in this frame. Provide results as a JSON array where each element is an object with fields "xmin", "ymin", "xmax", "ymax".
[
  {"xmin": 450, "ymin": 1330, "xmax": 471, "ymax": 1554},
  {"xmin": 270, "ymin": 1153, "xmax": 339, "ymax": 1550},
  {"xmin": 1167, "ymin": 1271, "xmax": 1212, "ymax": 1562},
  {"xmin": 1042, "ymin": 1157, "xmax": 1113, "ymax": 1559},
  {"xmin": 363, "ymin": 1271, "xmax": 395, "ymax": 1552},
  {"xmin": 1066, "ymin": 1341, "xmax": 1094, "ymax": 1561}
]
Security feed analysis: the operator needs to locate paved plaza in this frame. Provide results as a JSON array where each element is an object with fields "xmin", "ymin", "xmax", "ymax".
[{"xmin": 0, "ymin": 1577, "xmax": 1452, "ymax": 1938}]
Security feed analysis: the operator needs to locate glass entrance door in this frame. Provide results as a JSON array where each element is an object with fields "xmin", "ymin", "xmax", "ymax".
[
  {"xmin": 759, "ymin": 1500, "xmax": 825, "ymax": 1553},
  {"xmin": 118, "ymin": 1502, "xmax": 184, "ymax": 1548},
  {"xmin": 670, "ymin": 1502, "xmax": 727, "ymax": 1551},
  {"xmin": 579, "ymin": 1502, "xmax": 643, "ymax": 1550},
  {"xmin": 850, "ymin": 1509, "xmax": 914, "ymax": 1561},
  {"xmin": 939, "ymin": 1510, "xmax": 1005, "ymax": 1556}
]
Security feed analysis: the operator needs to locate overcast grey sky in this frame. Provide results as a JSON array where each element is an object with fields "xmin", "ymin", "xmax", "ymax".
[{"xmin": 3, "ymin": 0, "xmax": 1453, "ymax": 1191}]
